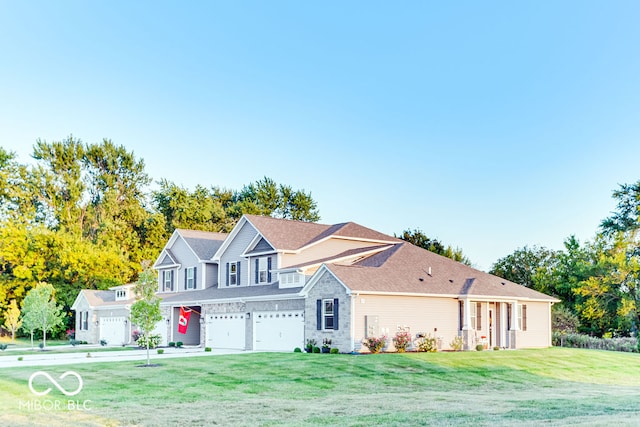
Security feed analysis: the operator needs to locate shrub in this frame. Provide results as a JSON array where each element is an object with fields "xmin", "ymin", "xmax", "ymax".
[
  {"xmin": 392, "ymin": 331, "xmax": 412, "ymax": 353},
  {"xmin": 493, "ymin": 346, "xmax": 500, "ymax": 351},
  {"xmin": 38, "ymin": 343, "xmax": 44, "ymax": 350},
  {"xmin": 553, "ymin": 331, "xmax": 638, "ymax": 353},
  {"xmin": 205, "ymin": 347, "xmax": 212, "ymax": 352},
  {"xmin": 18, "ymin": 356, "xmax": 23, "ymax": 361},
  {"xmin": 450, "ymin": 336, "xmax": 464, "ymax": 351},
  {"xmin": 157, "ymin": 349, "xmax": 164, "ymax": 354},
  {"xmin": 168, "ymin": 342, "xmax": 176, "ymax": 347},
  {"xmin": 137, "ymin": 334, "xmax": 161, "ymax": 349},
  {"xmin": 416, "ymin": 334, "xmax": 438, "ymax": 352},
  {"xmin": 363, "ymin": 336, "xmax": 387, "ymax": 353},
  {"xmin": 132, "ymin": 330, "xmax": 141, "ymax": 342},
  {"xmin": 312, "ymin": 346, "xmax": 321, "ymax": 353},
  {"xmin": 475, "ymin": 344, "xmax": 484, "ymax": 351},
  {"xmin": 69, "ymin": 339, "xmax": 81, "ymax": 346},
  {"xmin": 66, "ymin": 329, "xmax": 75, "ymax": 340},
  {"xmin": 0, "ymin": 344, "xmax": 7, "ymax": 351},
  {"xmin": 294, "ymin": 347, "xmax": 302, "ymax": 353},
  {"xmin": 330, "ymin": 347, "xmax": 339, "ymax": 354},
  {"xmin": 100, "ymin": 339, "xmax": 108, "ymax": 347},
  {"xmin": 176, "ymin": 341, "xmax": 184, "ymax": 348}
]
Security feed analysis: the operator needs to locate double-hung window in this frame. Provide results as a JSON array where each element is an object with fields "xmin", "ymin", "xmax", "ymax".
[
  {"xmin": 185, "ymin": 267, "xmax": 196, "ymax": 290},
  {"xmin": 316, "ymin": 298, "xmax": 339, "ymax": 331},
  {"xmin": 82, "ymin": 311, "xmax": 88, "ymax": 330},
  {"xmin": 163, "ymin": 270, "xmax": 173, "ymax": 292},
  {"xmin": 254, "ymin": 257, "xmax": 272, "ymax": 284},
  {"xmin": 470, "ymin": 302, "xmax": 482, "ymax": 330}
]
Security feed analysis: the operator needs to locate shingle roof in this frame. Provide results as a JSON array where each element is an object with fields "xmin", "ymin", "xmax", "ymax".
[
  {"xmin": 244, "ymin": 215, "xmax": 399, "ymax": 251},
  {"xmin": 176, "ymin": 229, "xmax": 228, "ymax": 260},
  {"xmin": 325, "ymin": 243, "xmax": 558, "ymax": 301},
  {"xmin": 81, "ymin": 290, "xmax": 136, "ymax": 307}
]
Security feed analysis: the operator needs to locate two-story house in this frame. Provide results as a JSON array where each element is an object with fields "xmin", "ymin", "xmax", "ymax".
[{"xmin": 73, "ymin": 214, "xmax": 559, "ymax": 352}]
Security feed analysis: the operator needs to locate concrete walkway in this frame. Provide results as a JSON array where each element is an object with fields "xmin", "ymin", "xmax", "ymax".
[{"xmin": 0, "ymin": 346, "xmax": 247, "ymax": 368}]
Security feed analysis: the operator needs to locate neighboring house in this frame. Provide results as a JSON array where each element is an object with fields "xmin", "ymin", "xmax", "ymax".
[
  {"xmin": 72, "ymin": 215, "xmax": 559, "ymax": 352},
  {"xmin": 70, "ymin": 283, "xmax": 137, "ymax": 345}
]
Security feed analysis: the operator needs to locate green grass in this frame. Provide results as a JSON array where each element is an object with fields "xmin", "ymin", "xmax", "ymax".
[{"xmin": 2, "ymin": 347, "xmax": 640, "ymax": 426}]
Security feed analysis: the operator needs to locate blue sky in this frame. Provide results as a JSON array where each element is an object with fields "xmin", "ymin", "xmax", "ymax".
[{"xmin": 1, "ymin": 2, "xmax": 639, "ymax": 270}]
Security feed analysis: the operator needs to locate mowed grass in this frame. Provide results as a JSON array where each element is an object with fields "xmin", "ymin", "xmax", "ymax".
[{"xmin": 2, "ymin": 347, "xmax": 640, "ymax": 426}]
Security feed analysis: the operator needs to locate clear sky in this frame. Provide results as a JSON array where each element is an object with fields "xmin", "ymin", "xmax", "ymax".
[{"xmin": 1, "ymin": 2, "xmax": 639, "ymax": 271}]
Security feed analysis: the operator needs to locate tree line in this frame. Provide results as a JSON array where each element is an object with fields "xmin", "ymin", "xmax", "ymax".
[
  {"xmin": 490, "ymin": 182, "xmax": 640, "ymax": 338},
  {"xmin": 0, "ymin": 137, "xmax": 320, "ymax": 337}
]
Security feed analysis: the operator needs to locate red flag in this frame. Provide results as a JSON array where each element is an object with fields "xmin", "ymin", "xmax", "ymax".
[{"xmin": 178, "ymin": 306, "xmax": 191, "ymax": 334}]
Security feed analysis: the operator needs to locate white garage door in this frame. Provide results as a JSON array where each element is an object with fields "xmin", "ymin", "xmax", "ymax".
[
  {"xmin": 254, "ymin": 311, "xmax": 305, "ymax": 351},
  {"xmin": 206, "ymin": 313, "xmax": 246, "ymax": 350},
  {"xmin": 99, "ymin": 316, "xmax": 126, "ymax": 346}
]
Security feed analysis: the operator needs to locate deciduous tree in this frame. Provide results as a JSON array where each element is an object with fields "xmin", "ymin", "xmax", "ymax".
[
  {"xmin": 130, "ymin": 265, "xmax": 162, "ymax": 366},
  {"xmin": 21, "ymin": 282, "xmax": 64, "ymax": 349},
  {"xmin": 3, "ymin": 299, "xmax": 22, "ymax": 342}
]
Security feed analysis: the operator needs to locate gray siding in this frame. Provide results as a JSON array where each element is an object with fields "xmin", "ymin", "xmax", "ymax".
[
  {"xmin": 171, "ymin": 237, "xmax": 200, "ymax": 291},
  {"xmin": 219, "ymin": 221, "xmax": 257, "ymax": 287},
  {"xmin": 205, "ymin": 264, "xmax": 218, "ymax": 288}
]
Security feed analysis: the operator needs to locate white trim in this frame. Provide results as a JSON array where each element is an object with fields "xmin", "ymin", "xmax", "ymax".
[
  {"xmin": 300, "ymin": 264, "xmax": 352, "ymax": 296},
  {"xmin": 241, "ymin": 233, "xmax": 276, "ymax": 257}
]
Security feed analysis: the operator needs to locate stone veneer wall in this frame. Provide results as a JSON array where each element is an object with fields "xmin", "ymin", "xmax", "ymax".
[{"xmin": 304, "ymin": 271, "xmax": 352, "ymax": 353}]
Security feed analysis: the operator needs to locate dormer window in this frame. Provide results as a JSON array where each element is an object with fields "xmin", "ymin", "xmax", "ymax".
[{"xmin": 115, "ymin": 289, "xmax": 127, "ymax": 301}]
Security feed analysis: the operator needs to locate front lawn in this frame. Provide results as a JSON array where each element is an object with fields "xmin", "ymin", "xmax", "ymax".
[{"xmin": 2, "ymin": 347, "xmax": 639, "ymax": 426}]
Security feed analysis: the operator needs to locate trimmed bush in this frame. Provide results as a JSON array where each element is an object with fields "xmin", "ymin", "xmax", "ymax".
[
  {"xmin": 294, "ymin": 347, "xmax": 302, "ymax": 353},
  {"xmin": 330, "ymin": 348, "xmax": 339, "ymax": 354},
  {"xmin": 493, "ymin": 346, "xmax": 500, "ymax": 351},
  {"xmin": 0, "ymin": 344, "xmax": 7, "ymax": 351},
  {"xmin": 204, "ymin": 347, "xmax": 212, "ymax": 352},
  {"xmin": 475, "ymin": 344, "xmax": 484, "ymax": 351},
  {"xmin": 176, "ymin": 341, "xmax": 184, "ymax": 348},
  {"xmin": 18, "ymin": 356, "xmax": 23, "ymax": 361},
  {"xmin": 157, "ymin": 349, "xmax": 164, "ymax": 354},
  {"xmin": 312, "ymin": 346, "xmax": 321, "ymax": 353},
  {"xmin": 168, "ymin": 342, "xmax": 176, "ymax": 347}
]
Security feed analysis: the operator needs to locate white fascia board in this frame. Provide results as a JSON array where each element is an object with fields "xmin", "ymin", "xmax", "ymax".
[
  {"xmin": 240, "ymin": 233, "xmax": 277, "ymax": 258},
  {"xmin": 70, "ymin": 291, "xmax": 88, "ymax": 310},
  {"xmin": 300, "ymin": 264, "xmax": 352, "ymax": 297},
  {"xmin": 355, "ymin": 291, "xmax": 559, "ymax": 302},
  {"xmin": 152, "ymin": 230, "xmax": 181, "ymax": 268}
]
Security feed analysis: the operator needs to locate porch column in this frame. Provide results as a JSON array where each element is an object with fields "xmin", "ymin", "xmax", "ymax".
[
  {"xmin": 509, "ymin": 300, "xmax": 518, "ymax": 349},
  {"xmin": 499, "ymin": 302, "xmax": 507, "ymax": 348},
  {"xmin": 462, "ymin": 298, "xmax": 472, "ymax": 350}
]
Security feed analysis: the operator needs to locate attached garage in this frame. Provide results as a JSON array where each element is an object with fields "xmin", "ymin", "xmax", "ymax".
[
  {"xmin": 205, "ymin": 313, "xmax": 246, "ymax": 350},
  {"xmin": 254, "ymin": 311, "xmax": 304, "ymax": 351},
  {"xmin": 99, "ymin": 316, "xmax": 127, "ymax": 346},
  {"xmin": 151, "ymin": 320, "xmax": 168, "ymax": 347}
]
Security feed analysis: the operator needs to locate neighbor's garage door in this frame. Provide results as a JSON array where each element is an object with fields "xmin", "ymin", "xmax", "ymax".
[
  {"xmin": 254, "ymin": 311, "xmax": 304, "ymax": 351},
  {"xmin": 205, "ymin": 313, "xmax": 246, "ymax": 350},
  {"xmin": 99, "ymin": 316, "xmax": 126, "ymax": 346}
]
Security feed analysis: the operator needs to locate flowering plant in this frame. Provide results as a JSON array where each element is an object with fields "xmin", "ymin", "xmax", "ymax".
[
  {"xmin": 363, "ymin": 335, "xmax": 386, "ymax": 353},
  {"xmin": 66, "ymin": 329, "xmax": 75, "ymax": 340},
  {"xmin": 392, "ymin": 331, "xmax": 412, "ymax": 353}
]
